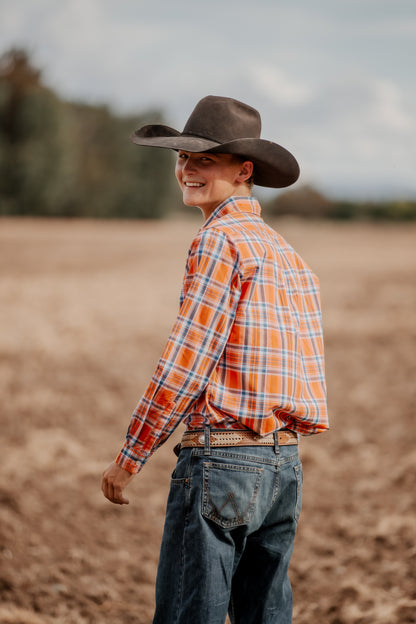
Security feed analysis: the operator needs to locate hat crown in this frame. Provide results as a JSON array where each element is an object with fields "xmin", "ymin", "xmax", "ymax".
[{"xmin": 182, "ymin": 96, "xmax": 261, "ymax": 144}]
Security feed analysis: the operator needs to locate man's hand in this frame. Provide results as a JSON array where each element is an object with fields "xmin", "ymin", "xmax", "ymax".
[{"xmin": 101, "ymin": 461, "xmax": 135, "ymax": 505}]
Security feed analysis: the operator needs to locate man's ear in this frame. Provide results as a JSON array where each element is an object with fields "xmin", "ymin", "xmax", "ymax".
[{"xmin": 237, "ymin": 160, "xmax": 254, "ymax": 183}]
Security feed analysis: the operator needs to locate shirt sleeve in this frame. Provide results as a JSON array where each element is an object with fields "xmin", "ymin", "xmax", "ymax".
[{"xmin": 116, "ymin": 228, "xmax": 241, "ymax": 473}]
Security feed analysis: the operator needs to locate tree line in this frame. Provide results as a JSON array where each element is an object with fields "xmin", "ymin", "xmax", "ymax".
[
  {"xmin": 1, "ymin": 48, "xmax": 414, "ymax": 220},
  {"xmin": 0, "ymin": 48, "xmax": 176, "ymax": 218},
  {"xmin": 263, "ymin": 185, "xmax": 416, "ymax": 221}
]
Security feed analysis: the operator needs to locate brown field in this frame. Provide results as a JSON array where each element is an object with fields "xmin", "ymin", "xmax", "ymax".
[{"xmin": 0, "ymin": 216, "xmax": 415, "ymax": 624}]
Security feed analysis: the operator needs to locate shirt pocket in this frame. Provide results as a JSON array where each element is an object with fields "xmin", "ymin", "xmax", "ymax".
[{"xmin": 201, "ymin": 461, "xmax": 263, "ymax": 529}]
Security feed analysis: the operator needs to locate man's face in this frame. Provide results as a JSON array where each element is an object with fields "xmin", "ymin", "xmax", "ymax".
[{"xmin": 175, "ymin": 151, "xmax": 252, "ymax": 218}]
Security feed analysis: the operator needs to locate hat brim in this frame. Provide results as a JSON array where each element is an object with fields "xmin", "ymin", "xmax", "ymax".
[{"xmin": 131, "ymin": 125, "xmax": 299, "ymax": 188}]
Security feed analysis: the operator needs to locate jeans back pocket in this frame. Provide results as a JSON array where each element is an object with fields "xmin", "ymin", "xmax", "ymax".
[{"xmin": 202, "ymin": 461, "xmax": 263, "ymax": 529}]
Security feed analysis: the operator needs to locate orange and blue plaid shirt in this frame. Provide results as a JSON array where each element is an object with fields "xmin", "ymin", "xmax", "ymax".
[{"xmin": 117, "ymin": 196, "xmax": 328, "ymax": 473}]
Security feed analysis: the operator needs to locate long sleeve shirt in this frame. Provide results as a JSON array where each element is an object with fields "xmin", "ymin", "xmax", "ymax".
[{"xmin": 116, "ymin": 196, "xmax": 328, "ymax": 473}]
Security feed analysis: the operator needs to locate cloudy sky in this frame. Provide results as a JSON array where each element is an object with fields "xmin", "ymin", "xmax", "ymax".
[{"xmin": 1, "ymin": 0, "xmax": 415, "ymax": 198}]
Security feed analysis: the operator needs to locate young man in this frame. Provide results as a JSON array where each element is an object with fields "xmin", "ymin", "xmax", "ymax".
[{"xmin": 102, "ymin": 95, "xmax": 328, "ymax": 623}]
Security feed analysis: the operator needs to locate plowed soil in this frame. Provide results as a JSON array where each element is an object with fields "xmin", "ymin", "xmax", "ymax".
[{"xmin": 0, "ymin": 216, "xmax": 415, "ymax": 623}]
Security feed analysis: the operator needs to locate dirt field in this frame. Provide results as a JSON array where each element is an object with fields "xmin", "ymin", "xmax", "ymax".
[{"xmin": 0, "ymin": 216, "xmax": 415, "ymax": 624}]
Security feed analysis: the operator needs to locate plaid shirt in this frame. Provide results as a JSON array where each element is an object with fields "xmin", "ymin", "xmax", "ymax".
[{"xmin": 117, "ymin": 196, "xmax": 328, "ymax": 473}]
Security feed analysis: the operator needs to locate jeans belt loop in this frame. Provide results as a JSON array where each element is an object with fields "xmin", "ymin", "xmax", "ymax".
[
  {"xmin": 273, "ymin": 431, "xmax": 280, "ymax": 456},
  {"xmin": 204, "ymin": 425, "xmax": 211, "ymax": 456}
]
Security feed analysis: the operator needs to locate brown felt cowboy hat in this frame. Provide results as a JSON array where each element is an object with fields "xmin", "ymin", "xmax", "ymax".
[{"xmin": 131, "ymin": 95, "xmax": 300, "ymax": 188}]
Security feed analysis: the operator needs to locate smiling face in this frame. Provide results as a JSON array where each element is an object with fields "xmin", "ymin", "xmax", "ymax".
[{"xmin": 175, "ymin": 151, "xmax": 254, "ymax": 220}]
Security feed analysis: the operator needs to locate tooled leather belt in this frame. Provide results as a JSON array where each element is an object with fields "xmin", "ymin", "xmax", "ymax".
[{"xmin": 180, "ymin": 429, "xmax": 298, "ymax": 449}]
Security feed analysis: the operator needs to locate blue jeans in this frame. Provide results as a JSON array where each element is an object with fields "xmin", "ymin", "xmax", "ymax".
[{"xmin": 153, "ymin": 433, "xmax": 302, "ymax": 624}]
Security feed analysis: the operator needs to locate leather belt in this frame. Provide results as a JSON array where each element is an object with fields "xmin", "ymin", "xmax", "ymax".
[{"xmin": 180, "ymin": 429, "xmax": 298, "ymax": 449}]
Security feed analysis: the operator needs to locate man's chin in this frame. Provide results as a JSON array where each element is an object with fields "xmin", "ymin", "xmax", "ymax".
[{"xmin": 182, "ymin": 194, "xmax": 200, "ymax": 208}]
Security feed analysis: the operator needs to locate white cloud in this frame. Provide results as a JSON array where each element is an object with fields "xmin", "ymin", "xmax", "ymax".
[
  {"xmin": 259, "ymin": 74, "xmax": 416, "ymax": 197},
  {"xmin": 371, "ymin": 79, "xmax": 414, "ymax": 132},
  {"xmin": 357, "ymin": 15, "xmax": 416, "ymax": 37},
  {"xmin": 248, "ymin": 64, "xmax": 312, "ymax": 107},
  {"xmin": 0, "ymin": 0, "xmax": 170, "ymax": 106}
]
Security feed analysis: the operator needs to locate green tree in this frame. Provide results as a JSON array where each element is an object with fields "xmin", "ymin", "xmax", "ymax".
[
  {"xmin": 266, "ymin": 184, "xmax": 334, "ymax": 219},
  {"xmin": 65, "ymin": 104, "xmax": 175, "ymax": 218},
  {"xmin": 0, "ymin": 48, "xmax": 71, "ymax": 215},
  {"xmin": 0, "ymin": 48, "xmax": 176, "ymax": 218}
]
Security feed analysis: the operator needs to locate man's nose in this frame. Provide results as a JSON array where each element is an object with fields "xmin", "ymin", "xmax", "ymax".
[{"xmin": 183, "ymin": 157, "xmax": 197, "ymax": 172}]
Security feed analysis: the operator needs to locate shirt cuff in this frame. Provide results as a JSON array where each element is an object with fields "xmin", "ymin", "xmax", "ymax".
[{"xmin": 115, "ymin": 444, "xmax": 148, "ymax": 474}]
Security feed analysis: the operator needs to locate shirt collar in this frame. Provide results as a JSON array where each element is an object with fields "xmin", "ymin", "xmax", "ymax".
[{"xmin": 203, "ymin": 196, "xmax": 261, "ymax": 229}]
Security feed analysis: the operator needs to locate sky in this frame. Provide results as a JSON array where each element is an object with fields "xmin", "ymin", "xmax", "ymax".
[{"xmin": 1, "ymin": 0, "xmax": 415, "ymax": 199}]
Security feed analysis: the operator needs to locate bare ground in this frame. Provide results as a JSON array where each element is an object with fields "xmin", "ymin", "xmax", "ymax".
[{"xmin": 0, "ymin": 216, "xmax": 415, "ymax": 623}]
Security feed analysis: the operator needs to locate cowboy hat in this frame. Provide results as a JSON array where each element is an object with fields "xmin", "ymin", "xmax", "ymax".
[{"xmin": 131, "ymin": 95, "xmax": 299, "ymax": 188}]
